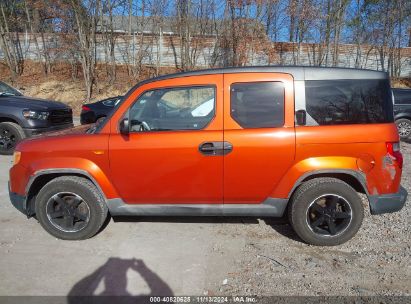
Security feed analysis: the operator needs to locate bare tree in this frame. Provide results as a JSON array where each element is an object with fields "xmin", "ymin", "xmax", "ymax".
[
  {"xmin": 69, "ymin": 0, "xmax": 100, "ymax": 101},
  {"xmin": 0, "ymin": 0, "xmax": 410, "ymax": 95},
  {"xmin": 0, "ymin": 1, "xmax": 24, "ymax": 78},
  {"xmin": 100, "ymin": 0, "xmax": 117, "ymax": 84}
]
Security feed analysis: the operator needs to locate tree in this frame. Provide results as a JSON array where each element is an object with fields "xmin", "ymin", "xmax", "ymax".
[
  {"xmin": 69, "ymin": 0, "xmax": 100, "ymax": 101},
  {"xmin": 0, "ymin": 0, "xmax": 24, "ymax": 78}
]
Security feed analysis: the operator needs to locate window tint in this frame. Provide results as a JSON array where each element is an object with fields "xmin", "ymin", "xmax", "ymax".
[
  {"xmin": 393, "ymin": 89, "xmax": 411, "ymax": 105},
  {"xmin": 230, "ymin": 82, "xmax": 285, "ymax": 128},
  {"xmin": 129, "ymin": 86, "xmax": 215, "ymax": 132},
  {"xmin": 305, "ymin": 79, "xmax": 393, "ymax": 125}
]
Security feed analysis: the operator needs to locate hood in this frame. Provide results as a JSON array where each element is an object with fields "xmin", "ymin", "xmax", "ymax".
[
  {"xmin": 0, "ymin": 95, "xmax": 69, "ymax": 110},
  {"xmin": 33, "ymin": 124, "xmax": 92, "ymax": 138}
]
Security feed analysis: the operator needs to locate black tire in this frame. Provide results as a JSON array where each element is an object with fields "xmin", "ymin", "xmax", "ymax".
[
  {"xmin": 395, "ymin": 118, "xmax": 411, "ymax": 140},
  {"xmin": 288, "ymin": 177, "xmax": 364, "ymax": 246},
  {"xmin": 0, "ymin": 122, "xmax": 25, "ymax": 155},
  {"xmin": 35, "ymin": 176, "xmax": 108, "ymax": 240}
]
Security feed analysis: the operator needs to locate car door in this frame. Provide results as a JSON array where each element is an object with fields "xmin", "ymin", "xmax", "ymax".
[
  {"xmin": 108, "ymin": 75, "xmax": 224, "ymax": 204},
  {"xmin": 223, "ymin": 73, "xmax": 296, "ymax": 204}
]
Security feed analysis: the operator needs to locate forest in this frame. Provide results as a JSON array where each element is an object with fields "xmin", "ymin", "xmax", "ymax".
[{"xmin": 0, "ymin": 0, "xmax": 410, "ymax": 101}]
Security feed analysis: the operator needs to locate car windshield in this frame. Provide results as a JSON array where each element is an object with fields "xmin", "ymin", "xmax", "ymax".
[
  {"xmin": 0, "ymin": 81, "xmax": 22, "ymax": 96},
  {"xmin": 102, "ymin": 97, "xmax": 122, "ymax": 107}
]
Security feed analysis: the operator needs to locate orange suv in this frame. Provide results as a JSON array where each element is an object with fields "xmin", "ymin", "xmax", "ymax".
[{"xmin": 8, "ymin": 67, "xmax": 407, "ymax": 246}]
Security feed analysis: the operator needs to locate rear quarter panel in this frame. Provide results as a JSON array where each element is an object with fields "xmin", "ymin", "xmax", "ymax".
[{"xmin": 271, "ymin": 123, "xmax": 401, "ymax": 197}]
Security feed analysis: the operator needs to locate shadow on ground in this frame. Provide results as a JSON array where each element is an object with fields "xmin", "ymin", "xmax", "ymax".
[
  {"xmin": 68, "ymin": 257, "xmax": 173, "ymax": 299},
  {"xmin": 112, "ymin": 216, "xmax": 304, "ymax": 243},
  {"xmin": 264, "ymin": 218, "xmax": 304, "ymax": 243}
]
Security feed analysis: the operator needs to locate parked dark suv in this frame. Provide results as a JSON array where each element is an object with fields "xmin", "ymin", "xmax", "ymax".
[
  {"xmin": 393, "ymin": 88, "xmax": 411, "ymax": 140},
  {"xmin": 0, "ymin": 81, "xmax": 73, "ymax": 154}
]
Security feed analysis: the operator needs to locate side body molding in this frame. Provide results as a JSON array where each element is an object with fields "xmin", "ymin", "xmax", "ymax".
[
  {"xmin": 106, "ymin": 197, "xmax": 288, "ymax": 217},
  {"xmin": 270, "ymin": 156, "xmax": 369, "ymax": 199},
  {"xmin": 26, "ymin": 169, "xmax": 111, "ymax": 200},
  {"xmin": 286, "ymin": 169, "xmax": 369, "ymax": 198},
  {"xmin": 25, "ymin": 157, "xmax": 120, "ymax": 200}
]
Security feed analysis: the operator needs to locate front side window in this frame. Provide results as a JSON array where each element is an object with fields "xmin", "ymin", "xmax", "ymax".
[
  {"xmin": 129, "ymin": 86, "xmax": 215, "ymax": 132},
  {"xmin": 305, "ymin": 79, "xmax": 394, "ymax": 125},
  {"xmin": 230, "ymin": 82, "xmax": 285, "ymax": 128}
]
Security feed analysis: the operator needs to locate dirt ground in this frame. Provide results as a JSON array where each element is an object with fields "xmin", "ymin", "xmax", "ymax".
[
  {"xmin": 1, "ymin": 61, "xmax": 179, "ymax": 115},
  {"xmin": 0, "ymin": 139, "xmax": 410, "ymax": 296}
]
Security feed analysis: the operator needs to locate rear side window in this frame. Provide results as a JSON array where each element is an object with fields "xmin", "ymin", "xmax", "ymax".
[
  {"xmin": 393, "ymin": 89, "xmax": 411, "ymax": 105},
  {"xmin": 230, "ymin": 82, "xmax": 285, "ymax": 128},
  {"xmin": 305, "ymin": 79, "xmax": 393, "ymax": 125}
]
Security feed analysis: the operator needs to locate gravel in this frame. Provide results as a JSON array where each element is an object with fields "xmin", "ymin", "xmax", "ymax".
[{"xmin": 214, "ymin": 142, "xmax": 411, "ymax": 296}]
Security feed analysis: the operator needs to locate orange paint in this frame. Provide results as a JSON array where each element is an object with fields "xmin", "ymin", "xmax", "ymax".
[{"xmin": 9, "ymin": 71, "xmax": 402, "ymax": 205}]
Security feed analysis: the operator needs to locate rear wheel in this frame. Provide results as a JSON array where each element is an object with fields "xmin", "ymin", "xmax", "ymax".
[
  {"xmin": 288, "ymin": 178, "xmax": 364, "ymax": 246},
  {"xmin": 395, "ymin": 118, "xmax": 411, "ymax": 140},
  {"xmin": 0, "ymin": 122, "xmax": 25, "ymax": 155},
  {"xmin": 35, "ymin": 176, "xmax": 108, "ymax": 240}
]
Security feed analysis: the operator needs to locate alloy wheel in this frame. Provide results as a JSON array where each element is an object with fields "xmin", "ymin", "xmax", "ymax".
[
  {"xmin": 46, "ymin": 192, "xmax": 90, "ymax": 233},
  {"xmin": 397, "ymin": 121, "xmax": 411, "ymax": 138},
  {"xmin": 306, "ymin": 194, "xmax": 352, "ymax": 237},
  {"xmin": 0, "ymin": 127, "xmax": 16, "ymax": 152}
]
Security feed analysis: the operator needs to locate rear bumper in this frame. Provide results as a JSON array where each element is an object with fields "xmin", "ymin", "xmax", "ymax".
[
  {"xmin": 368, "ymin": 186, "xmax": 408, "ymax": 215},
  {"xmin": 23, "ymin": 123, "xmax": 74, "ymax": 137},
  {"xmin": 8, "ymin": 182, "xmax": 27, "ymax": 216}
]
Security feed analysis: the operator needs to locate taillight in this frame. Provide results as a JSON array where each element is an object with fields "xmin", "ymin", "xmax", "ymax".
[
  {"xmin": 386, "ymin": 142, "xmax": 403, "ymax": 169},
  {"xmin": 82, "ymin": 105, "xmax": 91, "ymax": 111}
]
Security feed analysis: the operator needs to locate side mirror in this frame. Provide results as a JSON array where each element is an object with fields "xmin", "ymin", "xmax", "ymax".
[
  {"xmin": 295, "ymin": 110, "xmax": 306, "ymax": 126},
  {"xmin": 119, "ymin": 118, "xmax": 129, "ymax": 135}
]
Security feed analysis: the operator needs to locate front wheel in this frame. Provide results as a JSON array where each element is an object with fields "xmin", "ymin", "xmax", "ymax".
[
  {"xmin": 0, "ymin": 122, "xmax": 25, "ymax": 155},
  {"xmin": 35, "ymin": 176, "xmax": 108, "ymax": 240},
  {"xmin": 288, "ymin": 177, "xmax": 364, "ymax": 246}
]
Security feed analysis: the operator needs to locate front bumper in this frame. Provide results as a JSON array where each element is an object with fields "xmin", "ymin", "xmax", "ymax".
[
  {"xmin": 368, "ymin": 186, "xmax": 408, "ymax": 215},
  {"xmin": 8, "ymin": 182, "xmax": 27, "ymax": 216},
  {"xmin": 23, "ymin": 123, "xmax": 74, "ymax": 137}
]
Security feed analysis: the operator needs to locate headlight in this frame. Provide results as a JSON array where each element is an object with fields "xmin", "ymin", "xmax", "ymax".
[
  {"xmin": 13, "ymin": 151, "xmax": 21, "ymax": 165},
  {"xmin": 22, "ymin": 110, "xmax": 49, "ymax": 120}
]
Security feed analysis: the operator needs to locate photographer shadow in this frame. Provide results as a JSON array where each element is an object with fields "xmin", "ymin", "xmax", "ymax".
[{"xmin": 68, "ymin": 257, "xmax": 173, "ymax": 300}]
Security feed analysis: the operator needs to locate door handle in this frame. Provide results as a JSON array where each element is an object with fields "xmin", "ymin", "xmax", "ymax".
[
  {"xmin": 223, "ymin": 141, "xmax": 233, "ymax": 153},
  {"xmin": 199, "ymin": 141, "xmax": 233, "ymax": 156},
  {"xmin": 199, "ymin": 142, "xmax": 216, "ymax": 154}
]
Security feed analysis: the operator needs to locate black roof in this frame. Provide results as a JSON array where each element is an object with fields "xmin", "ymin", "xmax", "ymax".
[{"xmin": 95, "ymin": 66, "xmax": 388, "ymax": 133}]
